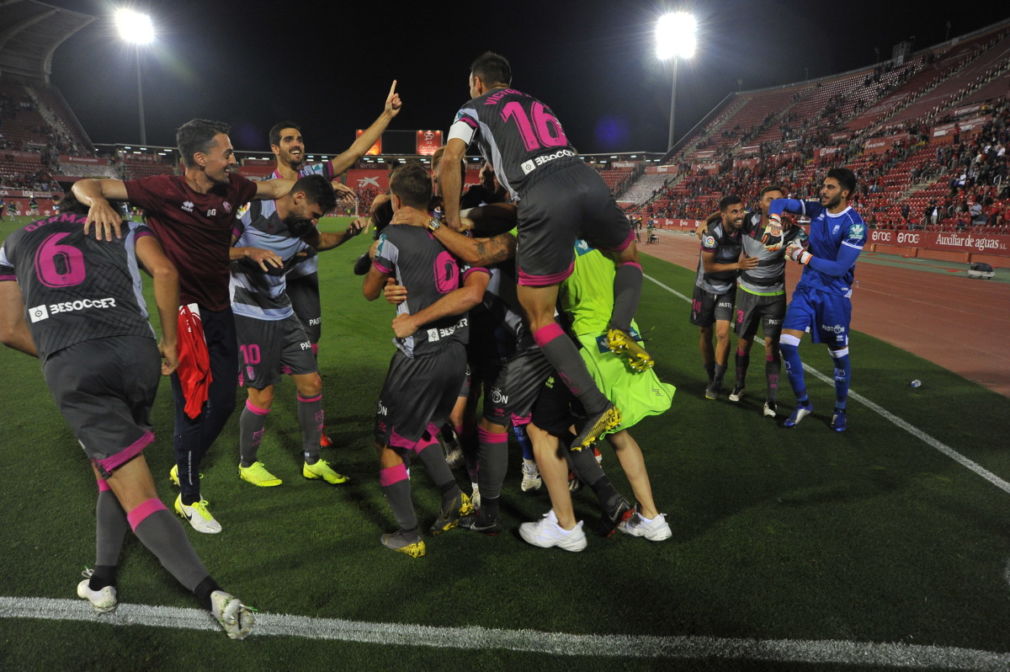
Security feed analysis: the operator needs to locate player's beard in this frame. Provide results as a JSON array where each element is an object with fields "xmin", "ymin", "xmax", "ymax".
[
  {"xmin": 286, "ymin": 149, "xmax": 305, "ymax": 170},
  {"xmin": 822, "ymin": 193, "xmax": 843, "ymax": 209}
]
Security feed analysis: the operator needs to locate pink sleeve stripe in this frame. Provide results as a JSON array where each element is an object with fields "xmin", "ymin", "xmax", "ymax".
[
  {"xmin": 372, "ymin": 261, "xmax": 392, "ymax": 274},
  {"xmin": 459, "ymin": 116, "xmax": 479, "ymax": 129},
  {"xmin": 245, "ymin": 400, "xmax": 271, "ymax": 416},
  {"xmin": 0, "ymin": 275, "xmax": 15, "ymax": 282},
  {"xmin": 477, "ymin": 426, "xmax": 508, "ymax": 443},
  {"xmin": 96, "ymin": 478, "xmax": 111, "ymax": 492},
  {"xmin": 379, "ymin": 463, "xmax": 409, "ymax": 486},
  {"xmin": 127, "ymin": 498, "xmax": 167, "ymax": 531},
  {"xmin": 533, "ymin": 322, "xmax": 565, "ymax": 347},
  {"xmin": 601, "ymin": 228, "xmax": 636, "ymax": 254},
  {"xmin": 619, "ymin": 261, "xmax": 643, "ymax": 271},
  {"xmin": 463, "ymin": 267, "xmax": 489, "ymax": 280},
  {"xmin": 135, "ymin": 230, "xmax": 153, "ymax": 240},
  {"xmin": 297, "ymin": 394, "xmax": 322, "ymax": 403},
  {"xmin": 95, "ymin": 431, "xmax": 155, "ymax": 475}
]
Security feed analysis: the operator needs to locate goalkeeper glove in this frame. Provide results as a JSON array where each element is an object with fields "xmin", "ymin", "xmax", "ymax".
[
  {"xmin": 761, "ymin": 214, "xmax": 784, "ymax": 250},
  {"xmin": 786, "ymin": 241, "xmax": 812, "ymax": 265}
]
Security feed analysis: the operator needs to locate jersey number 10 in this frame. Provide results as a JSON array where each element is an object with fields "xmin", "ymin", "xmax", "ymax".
[{"xmin": 501, "ymin": 101, "xmax": 569, "ymax": 152}]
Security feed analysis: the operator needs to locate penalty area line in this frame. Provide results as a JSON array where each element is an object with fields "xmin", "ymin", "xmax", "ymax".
[
  {"xmin": 643, "ymin": 273, "xmax": 1010, "ymax": 495},
  {"xmin": 2, "ymin": 596, "xmax": 1010, "ymax": 670}
]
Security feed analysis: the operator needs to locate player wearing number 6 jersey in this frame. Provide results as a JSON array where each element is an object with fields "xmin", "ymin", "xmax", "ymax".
[
  {"xmin": 0, "ymin": 199, "xmax": 254, "ymax": 639},
  {"xmin": 439, "ymin": 51, "xmax": 647, "ymax": 451},
  {"xmin": 765, "ymin": 168, "xmax": 866, "ymax": 432}
]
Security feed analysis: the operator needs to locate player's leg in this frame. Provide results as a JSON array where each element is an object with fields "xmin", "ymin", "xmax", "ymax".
[
  {"xmin": 377, "ymin": 443, "xmax": 425, "ymax": 557},
  {"xmin": 518, "ymin": 282, "xmax": 618, "ymax": 448},
  {"xmin": 415, "ymin": 423, "xmax": 472, "ymax": 534},
  {"xmin": 516, "ymin": 186, "xmax": 619, "ymax": 449},
  {"xmin": 602, "ymin": 242, "xmax": 653, "ymax": 372},
  {"xmin": 691, "ymin": 286, "xmax": 716, "ymax": 384},
  {"xmin": 289, "ymin": 272, "xmax": 331, "ymax": 447},
  {"xmin": 698, "ymin": 325, "xmax": 715, "ymax": 382},
  {"xmin": 237, "ymin": 385, "xmax": 282, "ymax": 486},
  {"xmin": 762, "ymin": 298, "xmax": 786, "ymax": 418},
  {"xmin": 236, "ymin": 316, "xmax": 282, "ymax": 487},
  {"xmin": 521, "ymin": 422, "xmax": 587, "ymax": 551},
  {"xmin": 607, "ymin": 430, "xmax": 673, "ymax": 541},
  {"xmin": 82, "ymin": 471, "xmax": 129, "ymax": 611},
  {"xmin": 824, "ymin": 294, "xmax": 853, "ymax": 432},
  {"xmin": 292, "ymin": 371, "xmax": 347, "ymax": 484},
  {"xmin": 461, "ymin": 416, "xmax": 508, "ymax": 532},
  {"xmin": 710, "ymin": 317, "xmax": 732, "ymax": 398},
  {"xmin": 566, "ymin": 443, "xmax": 632, "ymax": 534},
  {"xmin": 731, "ymin": 333, "xmax": 753, "ymax": 403}
]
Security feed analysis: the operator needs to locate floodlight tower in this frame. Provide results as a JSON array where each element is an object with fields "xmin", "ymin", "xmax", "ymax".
[
  {"xmin": 655, "ymin": 11, "xmax": 697, "ymax": 152},
  {"xmin": 115, "ymin": 8, "xmax": 155, "ymax": 145}
]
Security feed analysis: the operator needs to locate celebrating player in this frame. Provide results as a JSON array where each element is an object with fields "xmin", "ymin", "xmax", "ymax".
[
  {"xmin": 439, "ymin": 51, "xmax": 650, "ymax": 451},
  {"xmin": 231, "ymin": 174, "xmax": 363, "ymax": 487},
  {"xmin": 691, "ymin": 196, "xmax": 757, "ymax": 400},
  {"xmin": 766, "ymin": 168, "xmax": 866, "ymax": 431},
  {"xmin": 266, "ymin": 83, "xmax": 403, "ymax": 445},
  {"xmin": 0, "ymin": 197, "xmax": 254, "ymax": 639},
  {"xmin": 363, "ymin": 163, "xmax": 488, "ymax": 557},
  {"xmin": 730, "ymin": 186, "xmax": 807, "ymax": 417},
  {"xmin": 72, "ymin": 119, "xmax": 297, "ymax": 533}
]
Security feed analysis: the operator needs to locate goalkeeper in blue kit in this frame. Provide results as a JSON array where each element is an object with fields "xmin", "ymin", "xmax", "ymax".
[{"xmin": 764, "ymin": 168, "xmax": 866, "ymax": 432}]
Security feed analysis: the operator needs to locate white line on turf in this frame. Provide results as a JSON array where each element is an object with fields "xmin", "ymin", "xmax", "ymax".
[
  {"xmin": 2, "ymin": 596, "xmax": 1010, "ymax": 670},
  {"xmin": 643, "ymin": 273, "xmax": 1010, "ymax": 495}
]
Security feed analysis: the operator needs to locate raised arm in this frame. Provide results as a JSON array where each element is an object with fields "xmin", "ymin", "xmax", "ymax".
[
  {"xmin": 329, "ymin": 81, "xmax": 403, "ymax": 177},
  {"xmin": 317, "ymin": 217, "xmax": 367, "ymax": 251},
  {"xmin": 134, "ymin": 235, "xmax": 180, "ymax": 374},
  {"xmin": 391, "ymin": 268, "xmax": 489, "ymax": 339},
  {"xmin": 73, "ymin": 178, "xmax": 130, "ymax": 241},
  {"xmin": 439, "ymin": 138, "xmax": 467, "ymax": 230},
  {"xmin": 0, "ymin": 281, "xmax": 37, "ymax": 357}
]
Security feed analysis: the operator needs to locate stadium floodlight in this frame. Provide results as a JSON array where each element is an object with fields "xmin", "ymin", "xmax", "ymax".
[
  {"xmin": 115, "ymin": 9, "xmax": 155, "ymax": 45},
  {"xmin": 115, "ymin": 9, "xmax": 155, "ymax": 144},
  {"xmin": 655, "ymin": 12, "xmax": 696, "ymax": 61},
  {"xmin": 655, "ymin": 11, "xmax": 697, "ymax": 152}
]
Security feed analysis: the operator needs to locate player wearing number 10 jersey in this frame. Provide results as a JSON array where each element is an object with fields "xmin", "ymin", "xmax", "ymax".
[{"xmin": 439, "ymin": 51, "xmax": 647, "ymax": 452}]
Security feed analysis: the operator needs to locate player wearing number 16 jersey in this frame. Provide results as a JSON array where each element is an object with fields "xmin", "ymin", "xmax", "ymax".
[{"xmin": 439, "ymin": 51, "xmax": 646, "ymax": 452}]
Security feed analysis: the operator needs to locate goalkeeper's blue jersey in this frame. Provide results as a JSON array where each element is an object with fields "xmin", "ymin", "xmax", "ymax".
[{"xmin": 770, "ymin": 199, "xmax": 867, "ymax": 297}]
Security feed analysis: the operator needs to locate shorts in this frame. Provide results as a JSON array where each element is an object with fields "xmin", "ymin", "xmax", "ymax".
[
  {"xmin": 530, "ymin": 375, "xmax": 580, "ymax": 440},
  {"xmin": 483, "ymin": 346, "xmax": 556, "ymax": 427},
  {"xmin": 690, "ymin": 285, "xmax": 735, "ymax": 327},
  {"xmin": 42, "ymin": 336, "xmax": 161, "ymax": 478},
  {"xmin": 236, "ymin": 313, "xmax": 317, "ymax": 389},
  {"xmin": 783, "ymin": 286, "xmax": 851, "ymax": 347},
  {"xmin": 374, "ymin": 342, "xmax": 467, "ymax": 448},
  {"xmin": 287, "ymin": 272, "xmax": 322, "ymax": 344},
  {"xmin": 516, "ymin": 160, "xmax": 633, "ymax": 286},
  {"xmin": 734, "ymin": 288, "xmax": 786, "ymax": 340}
]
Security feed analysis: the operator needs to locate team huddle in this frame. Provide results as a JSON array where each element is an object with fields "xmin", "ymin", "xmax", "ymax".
[{"xmin": 0, "ymin": 52, "xmax": 864, "ymax": 640}]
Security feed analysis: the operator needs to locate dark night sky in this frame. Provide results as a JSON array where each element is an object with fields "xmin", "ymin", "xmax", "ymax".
[{"xmin": 41, "ymin": 1, "xmax": 1010, "ymax": 155}]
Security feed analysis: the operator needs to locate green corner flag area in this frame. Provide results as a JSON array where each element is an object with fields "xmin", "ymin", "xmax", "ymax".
[{"xmin": 2, "ymin": 216, "xmax": 1010, "ymax": 672}]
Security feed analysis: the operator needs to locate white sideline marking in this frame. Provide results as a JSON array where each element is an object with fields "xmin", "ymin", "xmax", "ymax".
[
  {"xmin": 643, "ymin": 273, "xmax": 1010, "ymax": 494},
  {"xmin": 2, "ymin": 596, "xmax": 1010, "ymax": 670}
]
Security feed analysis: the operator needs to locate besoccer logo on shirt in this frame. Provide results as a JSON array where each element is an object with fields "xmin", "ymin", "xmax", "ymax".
[{"xmin": 29, "ymin": 304, "xmax": 49, "ymax": 323}]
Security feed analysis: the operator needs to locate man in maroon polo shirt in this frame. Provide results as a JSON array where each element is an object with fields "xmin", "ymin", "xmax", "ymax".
[{"xmin": 73, "ymin": 119, "xmax": 294, "ymax": 533}]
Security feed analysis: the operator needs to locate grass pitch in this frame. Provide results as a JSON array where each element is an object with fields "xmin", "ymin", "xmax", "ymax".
[{"xmin": 1, "ymin": 215, "xmax": 1009, "ymax": 670}]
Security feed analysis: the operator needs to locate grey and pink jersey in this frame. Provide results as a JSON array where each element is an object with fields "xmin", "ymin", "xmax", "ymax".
[
  {"xmin": 0, "ymin": 213, "xmax": 155, "ymax": 360},
  {"xmin": 269, "ymin": 164, "xmax": 332, "ymax": 278},
  {"xmin": 448, "ymin": 88, "xmax": 578, "ymax": 200},
  {"xmin": 372, "ymin": 224, "xmax": 487, "ymax": 358}
]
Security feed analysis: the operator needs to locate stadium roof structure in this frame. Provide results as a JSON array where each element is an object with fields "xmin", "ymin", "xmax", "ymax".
[{"xmin": 0, "ymin": 0, "xmax": 95, "ymax": 83}]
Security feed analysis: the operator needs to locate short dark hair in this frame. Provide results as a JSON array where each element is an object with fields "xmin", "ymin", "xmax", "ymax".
[
  {"xmin": 292, "ymin": 174, "xmax": 336, "ymax": 214},
  {"xmin": 56, "ymin": 191, "xmax": 90, "ymax": 216},
  {"xmin": 826, "ymin": 168, "xmax": 857, "ymax": 195},
  {"xmin": 269, "ymin": 121, "xmax": 302, "ymax": 148},
  {"xmin": 470, "ymin": 51, "xmax": 511, "ymax": 87},
  {"xmin": 390, "ymin": 162, "xmax": 432, "ymax": 210},
  {"xmin": 719, "ymin": 195, "xmax": 743, "ymax": 211},
  {"xmin": 177, "ymin": 119, "xmax": 230, "ymax": 168},
  {"xmin": 759, "ymin": 185, "xmax": 785, "ymax": 198}
]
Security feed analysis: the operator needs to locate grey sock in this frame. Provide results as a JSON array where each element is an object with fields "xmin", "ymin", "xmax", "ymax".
[
  {"xmin": 298, "ymin": 395, "xmax": 323, "ymax": 464},
  {"xmin": 537, "ymin": 335, "xmax": 609, "ymax": 414},
  {"xmin": 417, "ymin": 443, "xmax": 460, "ymax": 505},
  {"xmin": 609, "ymin": 263, "xmax": 643, "ymax": 333},
  {"xmin": 477, "ymin": 430, "xmax": 508, "ymax": 501},
  {"xmin": 569, "ymin": 449, "xmax": 621, "ymax": 512},
  {"xmin": 382, "ymin": 479, "xmax": 418, "ymax": 531},
  {"xmin": 238, "ymin": 403, "xmax": 268, "ymax": 467},
  {"xmin": 96, "ymin": 490, "xmax": 128, "ymax": 568},
  {"xmin": 713, "ymin": 363, "xmax": 727, "ymax": 385},
  {"xmin": 133, "ymin": 509, "xmax": 210, "ymax": 592},
  {"xmin": 766, "ymin": 358, "xmax": 781, "ymax": 403}
]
